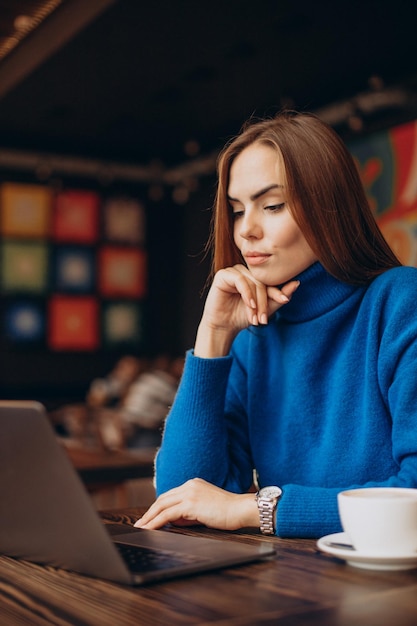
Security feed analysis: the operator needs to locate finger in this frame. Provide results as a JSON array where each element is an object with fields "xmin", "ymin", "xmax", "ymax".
[
  {"xmin": 170, "ymin": 518, "xmax": 200, "ymax": 527},
  {"xmin": 266, "ymin": 280, "xmax": 300, "ymax": 305},
  {"xmin": 134, "ymin": 489, "xmax": 182, "ymax": 526},
  {"xmin": 254, "ymin": 281, "xmax": 269, "ymax": 325},
  {"xmin": 231, "ymin": 265, "xmax": 274, "ymax": 324},
  {"xmin": 135, "ymin": 496, "xmax": 200, "ymax": 530},
  {"xmin": 281, "ymin": 280, "xmax": 300, "ymax": 298},
  {"xmin": 134, "ymin": 499, "xmax": 181, "ymax": 529},
  {"xmin": 221, "ymin": 267, "xmax": 260, "ymax": 325},
  {"xmin": 135, "ymin": 508, "xmax": 188, "ymax": 530},
  {"xmin": 262, "ymin": 280, "xmax": 300, "ymax": 319},
  {"xmin": 228, "ymin": 267, "xmax": 259, "ymax": 311}
]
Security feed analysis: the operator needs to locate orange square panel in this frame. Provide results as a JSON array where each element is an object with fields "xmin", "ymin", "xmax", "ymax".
[
  {"xmin": 0, "ymin": 183, "xmax": 52, "ymax": 237},
  {"xmin": 53, "ymin": 190, "xmax": 100, "ymax": 243},
  {"xmin": 98, "ymin": 247, "xmax": 147, "ymax": 298},
  {"xmin": 48, "ymin": 296, "xmax": 99, "ymax": 351}
]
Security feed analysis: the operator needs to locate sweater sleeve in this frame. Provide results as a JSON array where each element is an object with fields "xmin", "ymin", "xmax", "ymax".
[
  {"xmin": 278, "ymin": 454, "xmax": 417, "ymax": 538},
  {"xmin": 155, "ymin": 349, "xmax": 254, "ymax": 496}
]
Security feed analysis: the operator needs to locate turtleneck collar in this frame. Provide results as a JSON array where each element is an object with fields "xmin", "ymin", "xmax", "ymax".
[{"xmin": 276, "ymin": 262, "xmax": 361, "ymax": 323}]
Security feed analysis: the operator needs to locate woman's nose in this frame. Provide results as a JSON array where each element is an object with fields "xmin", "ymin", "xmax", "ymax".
[{"xmin": 238, "ymin": 211, "xmax": 262, "ymax": 239}]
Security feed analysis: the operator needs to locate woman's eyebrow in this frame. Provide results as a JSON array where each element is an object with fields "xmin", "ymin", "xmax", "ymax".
[{"xmin": 227, "ymin": 184, "xmax": 284, "ymax": 203}]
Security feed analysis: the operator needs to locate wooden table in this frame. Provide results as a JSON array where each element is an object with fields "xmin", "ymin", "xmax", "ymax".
[
  {"xmin": 63, "ymin": 442, "xmax": 156, "ymax": 486},
  {"xmin": 1, "ymin": 507, "xmax": 417, "ymax": 625}
]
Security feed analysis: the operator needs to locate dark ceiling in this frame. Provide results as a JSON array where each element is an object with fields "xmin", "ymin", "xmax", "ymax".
[{"xmin": 0, "ymin": 0, "xmax": 417, "ymax": 181}]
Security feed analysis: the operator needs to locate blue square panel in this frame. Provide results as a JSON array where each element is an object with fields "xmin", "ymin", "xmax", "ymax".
[
  {"xmin": 53, "ymin": 247, "xmax": 95, "ymax": 293},
  {"xmin": 4, "ymin": 301, "xmax": 45, "ymax": 342}
]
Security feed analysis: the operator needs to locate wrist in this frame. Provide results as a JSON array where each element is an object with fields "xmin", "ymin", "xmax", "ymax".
[
  {"xmin": 235, "ymin": 493, "xmax": 261, "ymax": 529},
  {"xmin": 194, "ymin": 323, "xmax": 236, "ymax": 358}
]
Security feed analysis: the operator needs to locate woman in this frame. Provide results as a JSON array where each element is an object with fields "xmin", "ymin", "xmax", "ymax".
[{"xmin": 135, "ymin": 111, "xmax": 417, "ymax": 538}]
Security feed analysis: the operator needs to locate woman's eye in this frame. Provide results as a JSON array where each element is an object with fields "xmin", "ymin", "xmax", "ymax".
[
  {"xmin": 265, "ymin": 203, "xmax": 285, "ymax": 212},
  {"xmin": 232, "ymin": 210, "xmax": 244, "ymax": 219}
]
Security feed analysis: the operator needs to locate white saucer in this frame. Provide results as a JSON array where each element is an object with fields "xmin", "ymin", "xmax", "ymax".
[{"xmin": 317, "ymin": 532, "xmax": 417, "ymax": 571}]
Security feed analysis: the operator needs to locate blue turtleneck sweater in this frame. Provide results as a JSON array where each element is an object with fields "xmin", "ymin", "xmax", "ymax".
[{"xmin": 155, "ymin": 262, "xmax": 417, "ymax": 538}]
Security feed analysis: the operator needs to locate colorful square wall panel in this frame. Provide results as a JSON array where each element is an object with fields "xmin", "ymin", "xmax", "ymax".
[
  {"xmin": 102, "ymin": 301, "xmax": 143, "ymax": 346},
  {"xmin": 48, "ymin": 296, "xmax": 99, "ymax": 351},
  {"xmin": 4, "ymin": 300, "xmax": 45, "ymax": 342},
  {"xmin": 53, "ymin": 247, "xmax": 95, "ymax": 293},
  {"xmin": 98, "ymin": 247, "xmax": 147, "ymax": 298},
  {"xmin": 53, "ymin": 190, "xmax": 100, "ymax": 243},
  {"xmin": 0, "ymin": 242, "xmax": 48, "ymax": 293},
  {"xmin": 103, "ymin": 197, "xmax": 145, "ymax": 244},
  {"xmin": 0, "ymin": 183, "xmax": 52, "ymax": 237}
]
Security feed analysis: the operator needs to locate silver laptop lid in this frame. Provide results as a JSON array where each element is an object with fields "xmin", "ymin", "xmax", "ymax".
[{"xmin": 0, "ymin": 401, "xmax": 132, "ymax": 583}]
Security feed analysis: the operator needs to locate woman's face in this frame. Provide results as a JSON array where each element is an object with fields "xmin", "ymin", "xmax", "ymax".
[{"xmin": 228, "ymin": 142, "xmax": 317, "ymax": 285}]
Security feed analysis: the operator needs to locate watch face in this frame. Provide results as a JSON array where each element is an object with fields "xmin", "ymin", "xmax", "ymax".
[{"xmin": 259, "ymin": 486, "xmax": 282, "ymax": 499}]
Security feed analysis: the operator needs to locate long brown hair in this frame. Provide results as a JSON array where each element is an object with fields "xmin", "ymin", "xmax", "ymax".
[{"xmin": 209, "ymin": 111, "xmax": 401, "ymax": 285}]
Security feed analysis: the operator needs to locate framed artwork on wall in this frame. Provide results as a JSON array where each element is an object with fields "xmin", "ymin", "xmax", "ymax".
[
  {"xmin": 349, "ymin": 119, "xmax": 417, "ymax": 266},
  {"xmin": 4, "ymin": 300, "xmax": 45, "ymax": 343},
  {"xmin": 0, "ymin": 242, "xmax": 49, "ymax": 293},
  {"xmin": 103, "ymin": 197, "xmax": 146, "ymax": 244},
  {"xmin": 102, "ymin": 301, "xmax": 144, "ymax": 347},
  {"xmin": 48, "ymin": 295, "xmax": 99, "ymax": 351},
  {"xmin": 53, "ymin": 247, "xmax": 96, "ymax": 293},
  {"xmin": 0, "ymin": 183, "xmax": 52, "ymax": 238},
  {"xmin": 0, "ymin": 182, "xmax": 147, "ymax": 353},
  {"xmin": 52, "ymin": 189, "xmax": 100, "ymax": 244},
  {"xmin": 98, "ymin": 246, "xmax": 147, "ymax": 298}
]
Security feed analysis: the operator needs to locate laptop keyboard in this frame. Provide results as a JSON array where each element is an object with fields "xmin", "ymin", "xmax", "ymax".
[{"xmin": 115, "ymin": 542, "xmax": 205, "ymax": 573}]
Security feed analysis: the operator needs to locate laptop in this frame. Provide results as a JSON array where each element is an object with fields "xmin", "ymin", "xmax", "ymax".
[{"xmin": 0, "ymin": 400, "xmax": 275, "ymax": 585}]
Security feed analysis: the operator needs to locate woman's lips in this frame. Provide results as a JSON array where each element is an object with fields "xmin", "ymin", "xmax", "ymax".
[{"xmin": 244, "ymin": 254, "xmax": 271, "ymax": 266}]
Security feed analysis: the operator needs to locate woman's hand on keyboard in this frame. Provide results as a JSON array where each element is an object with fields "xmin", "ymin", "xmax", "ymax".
[{"xmin": 134, "ymin": 478, "xmax": 259, "ymax": 531}]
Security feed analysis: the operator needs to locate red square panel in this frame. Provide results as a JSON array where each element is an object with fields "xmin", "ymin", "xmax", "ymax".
[
  {"xmin": 48, "ymin": 296, "xmax": 99, "ymax": 351},
  {"xmin": 53, "ymin": 190, "xmax": 100, "ymax": 243},
  {"xmin": 98, "ymin": 247, "xmax": 147, "ymax": 298}
]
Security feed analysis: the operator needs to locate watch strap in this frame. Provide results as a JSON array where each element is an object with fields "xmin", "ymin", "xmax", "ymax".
[
  {"xmin": 258, "ymin": 498, "xmax": 277, "ymax": 535},
  {"xmin": 256, "ymin": 486, "xmax": 282, "ymax": 535}
]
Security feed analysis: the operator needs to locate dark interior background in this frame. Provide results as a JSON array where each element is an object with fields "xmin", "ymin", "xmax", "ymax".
[{"xmin": 1, "ymin": 0, "xmax": 417, "ymax": 407}]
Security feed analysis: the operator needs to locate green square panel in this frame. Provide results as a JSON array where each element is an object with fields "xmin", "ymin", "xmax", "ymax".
[{"xmin": 0, "ymin": 242, "xmax": 49, "ymax": 293}]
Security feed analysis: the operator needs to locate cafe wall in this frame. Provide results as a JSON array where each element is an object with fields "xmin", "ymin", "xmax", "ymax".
[{"xmin": 0, "ymin": 173, "xmax": 185, "ymax": 407}]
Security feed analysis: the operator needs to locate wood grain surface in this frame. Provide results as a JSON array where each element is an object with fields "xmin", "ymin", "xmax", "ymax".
[{"xmin": 1, "ymin": 507, "xmax": 417, "ymax": 625}]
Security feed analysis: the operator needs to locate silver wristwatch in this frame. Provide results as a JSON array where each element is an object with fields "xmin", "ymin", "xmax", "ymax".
[{"xmin": 256, "ymin": 486, "xmax": 282, "ymax": 535}]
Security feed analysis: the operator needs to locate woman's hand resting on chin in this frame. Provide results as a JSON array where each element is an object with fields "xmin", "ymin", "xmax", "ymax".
[
  {"xmin": 134, "ymin": 478, "xmax": 260, "ymax": 531},
  {"xmin": 195, "ymin": 265, "xmax": 300, "ymax": 358}
]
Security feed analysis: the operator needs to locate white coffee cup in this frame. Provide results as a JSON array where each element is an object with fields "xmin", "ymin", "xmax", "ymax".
[{"xmin": 337, "ymin": 487, "xmax": 417, "ymax": 556}]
